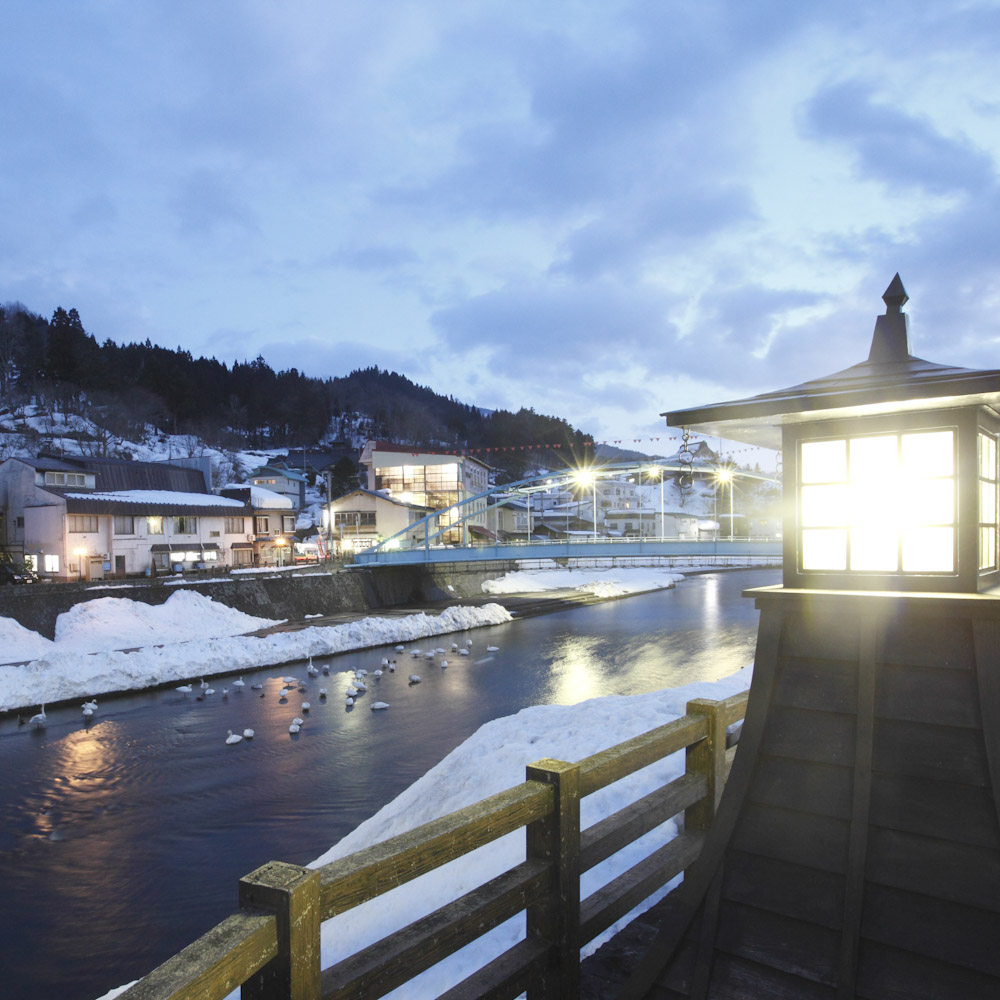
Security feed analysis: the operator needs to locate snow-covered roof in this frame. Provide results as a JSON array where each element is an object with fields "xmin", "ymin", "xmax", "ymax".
[
  {"xmin": 65, "ymin": 490, "xmax": 245, "ymax": 508},
  {"xmin": 219, "ymin": 483, "xmax": 294, "ymax": 509}
]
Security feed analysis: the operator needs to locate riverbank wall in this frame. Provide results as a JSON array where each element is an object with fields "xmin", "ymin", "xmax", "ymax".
[{"xmin": 1, "ymin": 561, "xmax": 518, "ymax": 639}]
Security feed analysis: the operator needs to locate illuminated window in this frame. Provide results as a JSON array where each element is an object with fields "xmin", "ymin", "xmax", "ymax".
[
  {"xmin": 147, "ymin": 516, "xmax": 164, "ymax": 534},
  {"xmin": 980, "ymin": 432, "xmax": 999, "ymax": 571},
  {"xmin": 800, "ymin": 429, "xmax": 956, "ymax": 575}
]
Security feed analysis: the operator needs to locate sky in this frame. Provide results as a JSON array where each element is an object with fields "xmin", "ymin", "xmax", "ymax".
[{"xmin": 4, "ymin": 1, "xmax": 1000, "ymax": 450}]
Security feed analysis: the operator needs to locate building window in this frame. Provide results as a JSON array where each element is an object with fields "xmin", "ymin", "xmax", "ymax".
[
  {"xmin": 172, "ymin": 516, "xmax": 198, "ymax": 534},
  {"xmin": 113, "ymin": 515, "xmax": 135, "ymax": 535},
  {"xmin": 334, "ymin": 511, "xmax": 376, "ymax": 528},
  {"xmin": 45, "ymin": 471, "xmax": 86, "ymax": 487},
  {"xmin": 225, "ymin": 517, "xmax": 245, "ymax": 534},
  {"xmin": 254, "ymin": 515, "xmax": 270, "ymax": 534},
  {"xmin": 43, "ymin": 554, "xmax": 59, "ymax": 573},
  {"xmin": 146, "ymin": 516, "xmax": 164, "ymax": 534},
  {"xmin": 799, "ymin": 429, "xmax": 956, "ymax": 575},
  {"xmin": 69, "ymin": 514, "xmax": 99, "ymax": 532},
  {"xmin": 282, "ymin": 514, "xmax": 296, "ymax": 533}
]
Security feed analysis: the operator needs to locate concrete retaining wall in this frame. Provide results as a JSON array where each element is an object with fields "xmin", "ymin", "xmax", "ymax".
[{"xmin": 0, "ymin": 562, "xmax": 516, "ymax": 639}]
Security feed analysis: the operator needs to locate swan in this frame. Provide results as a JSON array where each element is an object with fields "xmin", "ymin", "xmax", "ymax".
[
  {"xmin": 381, "ymin": 657, "xmax": 389, "ymax": 666},
  {"xmin": 459, "ymin": 648, "xmax": 469, "ymax": 656},
  {"xmin": 388, "ymin": 661, "xmax": 396, "ymax": 672},
  {"xmin": 301, "ymin": 702, "xmax": 311, "ymax": 711},
  {"xmin": 225, "ymin": 730, "xmax": 242, "ymax": 745},
  {"xmin": 176, "ymin": 684, "xmax": 193, "ymax": 694},
  {"xmin": 441, "ymin": 660, "xmax": 448, "ymax": 668},
  {"xmin": 345, "ymin": 697, "xmax": 354, "ymax": 706},
  {"xmin": 205, "ymin": 688, "xmax": 215, "ymax": 696},
  {"xmin": 319, "ymin": 688, "xmax": 327, "ymax": 698},
  {"xmin": 373, "ymin": 669, "xmax": 383, "ymax": 678},
  {"xmin": 289, "ymin": 723, "xmax": 301, "ymax": 734},
  {"xmin": 242, "ymin": 729, "xmax": 254, "ymax": 739},
  {"xmin": 250, "ymin": 683, "xmax": 263, "ymax": 690},
  {"xmin": 370, "ymin": 701, "xmax": 389, "ymax": 711},
  {"xmin": 322, "ymin": 666, "xmax": 329, "ymax": 675},
  {"xmin": 408, "ymin": 675, "xmax": 421, "ymax": 684},
  {"xmin": 292, "ymin": 716, "xmax": 304, "ymax": 726},
  {"xmin": 199, "ymin": 678, "xmax": 208, "ymax": 690},
  {"xmin": 232, "ymin": 677, "xmax": 245, "ymax": 688},
  {"xmin": 82, "ymin": 700, "xmax": 98, "ymax": 713},
  {"xmin": 346, "ymin": 686, "xmax": 358, "ymax": 697},
  {"xmin": 282, "ymin": 677, "xmax": 299, "ymax": 684},
  {"xmin": 82, "ymin": 705, "xmax": 94, "ymax": 719},
  {"xmin": 354, "ymin": 681, "xmax": 367, "ymax": 693},
  {"xmin": 394, "ymin": 645, "xmax": 405, "ymax": 652},
  {"xmin": 435, "ymin": 647, "xmax": 445, "ymax": 654},
  {"xmin": 222, "ymin": 689, "xmax": 229, "ymax": 698},
  {"xmin": 451, "ymin": 643, "xmax": 458, "ymax": 650},
  {"xmin": 486, "ymin": 646, "xmax": 499, "ymax": 652},
  {"xmin": 424, "ymin": 651, "xmax": 435, "ymax": 659}
]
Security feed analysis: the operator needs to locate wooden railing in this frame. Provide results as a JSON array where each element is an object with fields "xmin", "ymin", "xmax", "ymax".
[{"xmin": 119, "ymin": 691, "xmax": 748, "ymax": 1000}]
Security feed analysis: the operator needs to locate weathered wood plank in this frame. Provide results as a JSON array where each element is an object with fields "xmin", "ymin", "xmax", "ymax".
[
  {"xmin": 862, "ymin": 883, "xmax": 1000, "ymax": 979},
  {"xmin": 758, "ymin": 705, "xmax": 856, "ymax": 768},
  {"xmin": 722, "ymin": 850, "xmax": 844, "ymax": 929},
  {"xmin": 714, "ymin": 899, "xmax": 839, "ymax": 986},
  {"xmin": 971, "ymin": 617, "xmax": 1000, "ymax": 843},
  {"xmin": 855, "ymin": 939, "xmax": 1000, "ymax": 1000},
  {"xmin": 320, "ymin": 859, "xmax": 549, "ymax": 1000},
  {"xmin": 871, "ymin": 718, "xmax": 991, "ymax": 786},
  {"xmin": 435, "ymin": 937, "xmax": 549, "ymax": 1000},
  {"xmin": 579, "ymin": 831, "xmax": 705, "ymax": 944},
  {"xmin": 778, "ymin": 612, "xmax": 860, "ymax": 662},
  {"xmin": 704, "ymin": 951, "xmax": 836, "ymax": 1000},
  {"xmin": 865, "ymin": 827, "xmax": 1000, "ymax": 912},
  {"xmin": 730, "ymin": 802, "xmax": 850, "ymax": 875},
  {"xmin": 879, "ymin": 615, "xmax": 974, "ymax": 670},
  {"xmin": 580, "ymin": 773, "xmax": 706, "ymax": 873},
  {"xmin": 869, "ymin": 772, "xmax": 1000, "ymax": 849},
  {"xmin": 318, "ymin": 782, "xmax": 552, "ymax": 919},
  {"xmin": 577, "ymin": 715, "xmax": 707, "ymax": 797},
  {"xmin": 117, "ymin": 912, "xmax": 277, "ymax": 1000},
  {"xmin": 771, "ymin": 657, "xmax": 856, "ymax": 714},
  {"xmin": 875, "ymin": 662, "xmax": 980, "ymax": 728},
  {"xmin": 748, "ymin": 755, "xmax": 852, "ymax": 820}
]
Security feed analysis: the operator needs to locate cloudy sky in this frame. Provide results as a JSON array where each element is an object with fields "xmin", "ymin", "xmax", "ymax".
[{"xmin": 4, "ymin": 1, "xmax": 1000, "ymax": 452}]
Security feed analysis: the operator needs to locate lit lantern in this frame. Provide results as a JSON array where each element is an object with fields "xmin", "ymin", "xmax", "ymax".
[
  {"xmin": 623, "ymin": 276, "xmax": 1000, "ymax": 997},
  {"xmin": 666, "ymin": 274, "xmax": 1000, "ymax": 592}
]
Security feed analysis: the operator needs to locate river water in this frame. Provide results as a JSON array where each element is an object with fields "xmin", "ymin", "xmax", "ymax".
[{"xmin": 0, "ymin": 567, "xmax": 777, "ymax": 1000}]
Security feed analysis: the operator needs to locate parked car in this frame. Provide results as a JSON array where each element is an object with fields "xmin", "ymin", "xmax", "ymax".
[{"xmin": 0, "ymin": 563, "xmax": 37, "ymax": 584}]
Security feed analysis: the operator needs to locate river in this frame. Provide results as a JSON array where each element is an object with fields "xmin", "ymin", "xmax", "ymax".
[{"xmin": 0, "ymin": 567, "xmax": 777, "ymax": 999}]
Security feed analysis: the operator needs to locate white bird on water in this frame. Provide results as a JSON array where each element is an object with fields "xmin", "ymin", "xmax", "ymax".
[
  {"xmin": 301, "ymin": 702, "xmax": 311, "ymax": 712},
  {"xmin": 289, "ymin": 722, "xmax": 301, "ymax": 734},
  {"xmin": 176, "ymin": 684, "xmax": 193, "ymax": 694},
  {"xmin": 232, "ymin": 677, "xmax": 245, "ymax": 688},
  {"xmin": 408, "ymin": 675, "xmax": 421, "ymax": 684},
  {"xmin": 486, "ymin": 646, "xmax": 499, "ymax": 652},
  {"xmin": 370, "ymin": 701, "xmax": 389, "ymax": 711},
  {"xmin": 30, "ymin": 704, "xmax": 47, "ymax": 726},
  {"xmin": 225, "ymin": 730, "xmax": 242, "ymax": 745},
  {"xmin": 242, "ymin": 729, "xmax": 255, "ymax": 739}
]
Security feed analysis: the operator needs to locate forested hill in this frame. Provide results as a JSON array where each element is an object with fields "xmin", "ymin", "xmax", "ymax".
[{"xmin": 0, "ymin": 302, "xmax": 594, "ymax": 478}]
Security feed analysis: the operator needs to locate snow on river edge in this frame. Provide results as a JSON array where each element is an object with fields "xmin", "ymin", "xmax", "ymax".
[
  {"xmin": 0, "ymin": 561, "xmax": 691, "ymax": 713},
  {"xmin": 0, "ymin": 593, "xmax": 513, "ymax": 712}
]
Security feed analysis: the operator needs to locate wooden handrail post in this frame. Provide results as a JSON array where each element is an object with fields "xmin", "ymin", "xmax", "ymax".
[
  {"xmin": 684, "ymin": 698, "xmax": 727, "ymax": 832},
  {"xmin": 239, "ymin": 861, "xmax": 321, "ymax": 1000},
  {"xmin": 525, "ymin": 758, "xmax": 581, "ymax": 1000}
]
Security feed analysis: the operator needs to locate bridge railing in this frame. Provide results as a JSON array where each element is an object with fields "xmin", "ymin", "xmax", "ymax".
[{"xmin": 118, "ymin": 690, "xmax": 748, "ymax": 1000}]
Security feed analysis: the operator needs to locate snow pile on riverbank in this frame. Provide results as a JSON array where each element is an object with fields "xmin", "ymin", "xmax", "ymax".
[
  {"xmin": 482, "ymin": 561, "xmax": 685, "ymax": 597},
  {"xmin": 0, "ymin": 597, "xmax": 512, "ymax": 712}
]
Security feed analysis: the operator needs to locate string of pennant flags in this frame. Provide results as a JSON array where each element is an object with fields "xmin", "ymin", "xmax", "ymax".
[{"xmin": 433, "ymin": 435, "xmax": 774, "ymax": 460}]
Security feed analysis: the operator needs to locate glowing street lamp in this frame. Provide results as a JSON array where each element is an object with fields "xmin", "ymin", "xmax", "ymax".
[
  {"xmin": 715, "ymin": 467, "xmax": 735, "ymax": 542},
  {"xmin": 573, "ymin": 468, "xmax": 598, "ymax": 541},
  {"xmin": 647, "ymin": 466, "xmax": 665, "ymax": 540},
  {"xmin": 274, "ymin": 535, "xmax": 288, "ymax": 567}
]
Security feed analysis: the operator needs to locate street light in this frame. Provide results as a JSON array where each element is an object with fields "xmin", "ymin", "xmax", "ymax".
[
  {"xmin": 647, "ymin": 465, "xmax": 664, "ymax": 539},
  {"xmin": 74, "ymin": 546, "xmax": 87, "ymax": 582},
  {"xmin": 274, "ymin": 536, "xmax": 287, "ymax": 567},
  {"xmin": 715, "ymin": 467, "xmax": 735, "ymax": 541},
  {"xmin": 573, "ymin": 468, "xmax": 598, "ymax": 541}
]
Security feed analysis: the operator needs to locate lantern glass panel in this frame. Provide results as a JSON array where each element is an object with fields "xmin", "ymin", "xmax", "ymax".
[
  {"xmin": 850, "ymin": 527, "xmax": 897, "ymax": 572},
  {"xmin": 902, "ymin": 527, "xmax": 954, "ymax": 572},
  {"xmin": 800, "ymin": 440, "xmax": 846, "ymax": 483},
  {"xmin": 801, "ymin": 484, "xmax": 846, "ymax": 527},
  {"xmin": 802, "ymin": 528, "xmax": 847, "ymax": 570}
]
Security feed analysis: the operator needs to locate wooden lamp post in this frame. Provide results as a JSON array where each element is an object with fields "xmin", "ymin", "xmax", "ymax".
[{"xmin": 623, "ymin": 276, "xmax": 1000, "ymax": 999}]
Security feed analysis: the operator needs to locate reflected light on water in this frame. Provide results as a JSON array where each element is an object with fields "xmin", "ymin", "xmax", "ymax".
[{"xmin": 548, "ymin": 636, "xmax": 607, "ymax": 705}]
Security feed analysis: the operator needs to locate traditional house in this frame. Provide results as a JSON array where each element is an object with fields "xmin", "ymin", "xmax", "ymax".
[
  {"xmin": 323, "ymin": 488, "xmax": 431, "ymax": 556},
  {"xmin": 248, "ymin": 463, "xmax": 308, "ymax": 509},
  {"xmin": 219, "ymin": 485, "xmax": 297, "ymax": 566},
  {"xmin": 0, "ymin": 454, "xmax": 252, "ymax": 580}
]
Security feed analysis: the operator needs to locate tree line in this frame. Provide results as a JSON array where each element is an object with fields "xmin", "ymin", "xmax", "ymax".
[{"xmin": 0, "ymin": 302, "xmax": 593, "ymax": 480}]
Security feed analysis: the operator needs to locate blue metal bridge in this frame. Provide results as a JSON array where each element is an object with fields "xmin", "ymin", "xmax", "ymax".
[{"xmin": 350, "ymin": 460, "xmax": 781, "ymax": 567}]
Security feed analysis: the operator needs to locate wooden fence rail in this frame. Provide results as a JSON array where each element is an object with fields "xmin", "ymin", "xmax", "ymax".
[{"xmin": 119, "ymin": 690, "xmax": 748, "ymax": 1000}]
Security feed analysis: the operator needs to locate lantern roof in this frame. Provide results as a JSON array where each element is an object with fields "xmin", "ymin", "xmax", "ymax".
[{"xmin": 664, "ymin": 275, "xmax": 1000, "ymax": 449}]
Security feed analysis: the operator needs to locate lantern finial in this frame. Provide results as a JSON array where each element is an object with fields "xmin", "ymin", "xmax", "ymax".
[
  {"xmin": 869, "ymin": 273, "xmax": 910, "ymax": 363},
  {"xmin": 882, "ymin": 273, "xmax": 908, "ymax": 313}
]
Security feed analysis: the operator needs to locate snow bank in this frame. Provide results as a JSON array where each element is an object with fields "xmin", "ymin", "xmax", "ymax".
[
  {"xmin": 0, "ymin": 601, "xmax": 512, "ymax": 712},
  {"xmin": 483, "ymin": 564, "xmax": 685, "ymax": 597}
]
